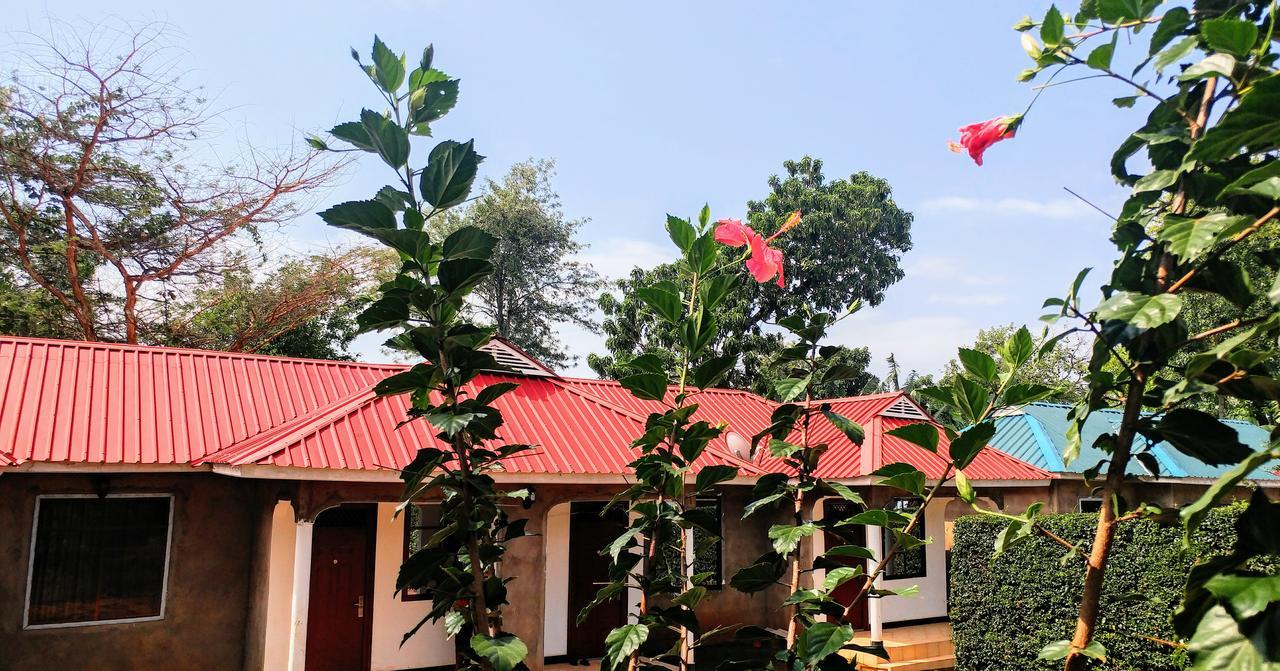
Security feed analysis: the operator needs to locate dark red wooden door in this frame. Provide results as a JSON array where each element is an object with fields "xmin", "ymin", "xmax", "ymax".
[
  {"xmin": 822, "ymin": 500, "xmax": 870, "ymax": 630},
  {"xmin": 566, "ymin": 502, "xmax": 628, "ymax": 659},
  {"xmin": 306, "ymin": 506, "xmax": 375, "ymax": 671}
]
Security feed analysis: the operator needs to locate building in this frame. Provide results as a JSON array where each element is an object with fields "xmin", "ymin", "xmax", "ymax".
[{"xmin": 0, "ymin": 336, "xmax": 1058, "ymax": 671}]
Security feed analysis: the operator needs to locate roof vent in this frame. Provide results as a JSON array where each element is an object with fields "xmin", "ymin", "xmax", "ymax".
[
  {"xmin": 480, "ymin": 339, "xmax": 557, "ymax": 377},
  {"xmin": 880, "ymin": 396, "xmax": 929, "ymax": 420}
]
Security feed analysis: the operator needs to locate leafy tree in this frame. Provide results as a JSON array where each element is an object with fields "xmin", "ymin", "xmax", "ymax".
[
  {"xmin": 311, "ymin": 36, "xmax": 531, "ymax": 671},
  {"xmin": 591, "ymin": 158, "xmax": 911, "ymax": 389},
  {"xmin": 0, "ymin": 24, "xmax": 338, "ymax": 343},
  {"xmin": 939, "ymin": 324, "xmax": 1089, "ymax": 404},
  {"xmin": 158, "ymin": 247, "xmax": 395, "ymax": 359},
  {"xmin": 431, "ymin": 159, "xmax": 602, "ymax": 369}
]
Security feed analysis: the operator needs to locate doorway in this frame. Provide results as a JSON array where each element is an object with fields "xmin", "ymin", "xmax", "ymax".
[
  {"xmin": 565, "ymin": 502, "xmax": 628, "ymax": 660},
  {"xmin": 822, "ymin": 499, "xmax": 870, "ymax": 630},
  {"xmin": 305, "ymin": 504, "xmax": 377, "ymax": 671}
]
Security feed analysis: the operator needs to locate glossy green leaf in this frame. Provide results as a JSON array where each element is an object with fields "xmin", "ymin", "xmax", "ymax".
[
  {"xmin": 690, "ymin": 354, "xmax": 737, "ymax": 390},
  {"xmin": 768, "ymin": 523, "xmax": 818, "ymax": 555},
  {"xmin": 950, "ymin": 422, "xmax": 997, "ymax": 470},
  {"xmin": 1159, "ymin": 214, "xmax": 1252, "ymax": 263},
  {"xmin": 469, "ymin": 634, "xmax": 527, "ymax": 671},
  {"xmin": 795, "ymin": 622, "xmax": 854, "ymax": 665},
  {"xmin": 1200, "ymin": 17, "xmax": 1258, "ymax": 58},
  {"xmin": 1149, "ymin": 7, "xmax": 1190, "ymax": 55},
  {"xmin": 603, "ymin": 624, "xmax": 648, "ymax": 670},
  {"xmin": 438, "ymin": 258, "xmax": 492, "ymax": 295},
  {"xmin": 1040, "ymin": 5, "xmax": 1064, "ymax": 46},
  {"xmin": 666, "ymin": 215, "xmax": 696, "ymax": 251},
  {"xmin": 773, "ymin": 376, "xmax": 810, "ymax": 403},
  {"xmin": 955, "ymin": 470, "xmax": 975, "ymax": 503},
  {"xmin": 822, "ymin": 409, "xmax": 865, "ymax": 445},
  {"xmin": 420, "ymin": 139, "xmax": 482, "ymax": 209},
  {"xmin": 694, "ymin": 465, "xmax": 738, "ymax": 494},
  {"xmin": 618, "ymin": 372, "xmax": 667, "ymax": 402},
  {"xmin": 1095, "ymin": 292, "xmax": 1183, "ymax": 329},
  {"xmin": 318, "ymin": 200, "xmax": 397, "ymax": 233},
  {"xmin": 1157, "ymin": 408, "xmax": 1252, "ymax": 466},
  {"xmin": 634, "ymin": 286, "xmax": 682, "ymax": 324},
  {"xmin": 958, "ymin": 347, "xmax": 998, "ymax": 382},
  {"xmin": 413, "ymin": 79, "xmax": 460, "ymax": 126},
  {"xmin": 1191, "ymin": 76, "xmax": 1280, "ymax": 162},
  {"xmin": 360, "ymin": 109, "xmax": 410, "ymax": 169},
  {"xmin": 1153, "ymin": 36, "xmax": 1198, "ymax": 74},
  {"xmin": 1178, "ymin": 54, "xmax": 1237, "ymax": 82},
  {"xmin": 885, "ymin": 422, "xmax": 939, "ymax": 453},
  {"xmin": 442, "ymin": 226, "xmax": 497, "ymax": 260}
]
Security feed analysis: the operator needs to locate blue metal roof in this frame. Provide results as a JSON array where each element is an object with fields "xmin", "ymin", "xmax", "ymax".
[{"xmin": 989, "ymin": 402, "xmax": 1279, "ymax": 480}]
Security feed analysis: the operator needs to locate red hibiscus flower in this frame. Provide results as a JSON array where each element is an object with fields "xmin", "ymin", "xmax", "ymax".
[
  {"xmin": 949, "ymin": 115, "xmax": 1021, "ymax": 166},
  {"xmin": 713, "ymin": 211, "xmax": 800, "ymax": 288},
  {"xmin": 746, "ymin": 232, "xmax": 785, "ymax": 287},
  {"xmin": 713, "ymin": 218, "xmax": 753, "ymax": 247}
]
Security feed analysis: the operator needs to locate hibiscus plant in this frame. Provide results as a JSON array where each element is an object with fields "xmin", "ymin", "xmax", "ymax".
[
  {"xmin": 953, "ymin": 3, "xmax": 1280, "ymax": 670},
  {"xmin": 310, "ymin": 38, "xmax": 532, "ymax": 671}
]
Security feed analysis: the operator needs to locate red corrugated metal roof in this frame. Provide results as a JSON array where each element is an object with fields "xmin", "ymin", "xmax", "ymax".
[
  {"xmin": 0, "ymin": 337, "xmax": 1048, "ymax": 482},
  {"xmin": 203, "ymin": 373, "xmax": 764, "ymax": 476},
  {"xmin": 0, "ymin": 337, "xmax": 399, "ymax": 466}
]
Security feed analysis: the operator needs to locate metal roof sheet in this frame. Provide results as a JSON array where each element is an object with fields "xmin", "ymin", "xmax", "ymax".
[
  {"xmin": 990, "ymin": 402, "xmax": 1279, "ymax": 480},
  {"xmin": 0, "ymin": 337, "xmax": 398, "ymax": 467}
]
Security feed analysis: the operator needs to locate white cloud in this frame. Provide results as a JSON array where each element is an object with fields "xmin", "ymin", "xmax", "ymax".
[
  {"xmin": 907, "ymin": 254, "xmax": 1007, "ymax": 287},
  {"xmin": 578, "ymin": 238, "xmax": 675, "ymax": 281},
  {"xmin": 918, "ymin": 196, "xmax": 1092, "ymax": 219},
  {"xmin": 828, "ymin": 311, "xmax": 983, "ymax": 379}
]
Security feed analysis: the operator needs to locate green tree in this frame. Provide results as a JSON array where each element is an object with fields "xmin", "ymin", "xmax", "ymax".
[
  {"xmin": 939, "ymin": 324, "xmax": 1088, "ymax": 404},
  {"xmin": 590, "ymin": 157, "xmax": 912, "ymax": 389},
  {"xmin": 431, "ymin": 159, "xmax": 602, "ymax": 369}
]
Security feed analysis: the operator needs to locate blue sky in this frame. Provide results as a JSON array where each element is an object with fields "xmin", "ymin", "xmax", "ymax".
[{"xmin": 9, "ymin": 1, "xmax": 1138, "ymax": 378}]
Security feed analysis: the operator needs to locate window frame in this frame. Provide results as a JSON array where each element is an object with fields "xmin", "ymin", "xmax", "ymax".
[
  {"xmin": 1077, "ymin": 497, "xmax": 1103, "ymax": 513},
  {"xmin": 692, "ymin": 496, "xmax": 724, "ymax": 591},
  {"xmin": 882, "ymin": 497, "xmax": 927, "ymax": 581},
  {"xmin": 401, "ymin": 502, "xmax": 443, "ymax": 602},
  {"xmin": 23, "ymin": 493, "xmax": 175, "ymax": 630}
]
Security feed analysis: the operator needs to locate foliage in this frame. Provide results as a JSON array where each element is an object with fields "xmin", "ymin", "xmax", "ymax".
[
  {"xmin": 967, "ymin": 3, "xmax": 1280, "ymax": 668},
  {"xmin": 158, "ymin": 247, "xmax": 394, "ymax": 358},
  {"xmin": 429, "ymin": 158, "xmax": 602, "ymax": 369},
  {"xmin": 311, "ymin": 37, "xmax": 531, "ymax": 670},
  {"xmin": 581, "ymin": 206, "xmax": 741, "ymax": 671},
  {"xmin": 0, "ymin": 23, "xmax": 338, "ymax": 344},
  {"xmin": 939, "ymin": 324, "xmax": 1089, "ymax": 406},
  {"xmin": 950, "ymin": 503, "xmax": 1278, "ymax": 671},
  {"xmin": 589, "ymin": 157, "xmax": 910, "ymax": 392}
]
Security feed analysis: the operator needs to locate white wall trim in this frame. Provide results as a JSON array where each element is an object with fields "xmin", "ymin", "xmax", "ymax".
[{"xmin": 22, "ymin": 493, "xmax": 175, "ymax": 630}]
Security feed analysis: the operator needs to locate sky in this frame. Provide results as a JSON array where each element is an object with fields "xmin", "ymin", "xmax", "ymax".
[{"xmin": 6, "ymin": 0, "xmax": 1139, "ymax": 379}]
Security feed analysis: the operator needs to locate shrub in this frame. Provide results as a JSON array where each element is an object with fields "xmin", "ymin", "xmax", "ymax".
[{"xmin": 949, "ymin": 501, "xmax": 1267, "ymax": 671}]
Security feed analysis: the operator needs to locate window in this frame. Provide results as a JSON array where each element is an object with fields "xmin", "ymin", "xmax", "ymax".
[
  {"xmin": 882, "ymin": 498, "xmax": 927, "ymax": 580},
  {"xmin": 402, "ymin": 503, "xmax": 442, "ymax": 601},
  {"xmin": 658, "ymin": 497, "xmax": 724, "ymax": 589},
  {"xmin": 1078, "ymin": 498, "xmax": 1103, "ymax": 513},
  {"xmin": 25, "ymin": 495, "xmax": 173, "ymax": 628}
]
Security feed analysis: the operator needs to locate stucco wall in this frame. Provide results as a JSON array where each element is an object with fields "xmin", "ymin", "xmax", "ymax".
[
  {"xmin": 0, "ymin": 472, "xmax": 260, "ymax": 671},
  {"xmin": 370, "ymin": 502, "xmax": 453, "ymax": 671}
]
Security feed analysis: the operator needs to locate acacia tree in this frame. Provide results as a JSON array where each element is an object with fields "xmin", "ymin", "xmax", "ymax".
[
  {"xmin": 431, "ymin": 158, "xmax": 602, "ymax": 369},
  {"xmin": 590, "ymin": 158, "xmax": 911, "ymax": 391},
  {"xmin": 0, "ymin": 24, "xmax": 340, "ymax": 343},
  {"xmin": 947, "ymin": 3, "xmax": 1280, "ymax": 669},
  {"xmin": 311, "ymin": 37, "xmax": 531, "ymax": 671}
]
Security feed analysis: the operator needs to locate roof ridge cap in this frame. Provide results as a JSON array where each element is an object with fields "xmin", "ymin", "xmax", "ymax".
[{"xmin": 0, "ymin": 335, "xmax": 408, "ymax": 371}]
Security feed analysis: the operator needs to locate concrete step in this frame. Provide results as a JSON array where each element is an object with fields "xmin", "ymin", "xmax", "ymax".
[{"xmin": 857, "ymin": 653, "xmax": 955, "ymax": 671}]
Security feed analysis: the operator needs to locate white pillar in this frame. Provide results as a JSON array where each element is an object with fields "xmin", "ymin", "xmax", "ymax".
[
  {"xmin": 865, "ymin": 524, "xmax": 884, "ymax": 642},
  {"xmin": 287, "ymin": 520, "xmax": 315, "ymax": 671}
]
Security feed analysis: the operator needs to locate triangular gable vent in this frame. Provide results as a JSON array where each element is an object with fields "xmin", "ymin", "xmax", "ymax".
[
  {"xmin": 480, "ymin": 339, "xmax": 557, "ymax": 377},
  {"xmin": 880, "ymin": 396, "xmax": 929, "ymax": 420}
]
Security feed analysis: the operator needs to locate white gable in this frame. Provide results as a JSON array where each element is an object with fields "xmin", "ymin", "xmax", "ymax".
[
  {"xmin": 880, "ymin": 395, "xmax": 929, "ymax": 420},
  {"xmin": 480, "ymin": 339, "xmax": 556, "ymax": 377}
]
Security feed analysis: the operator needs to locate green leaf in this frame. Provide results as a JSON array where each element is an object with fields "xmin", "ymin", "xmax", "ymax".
[
  {"xmin": 634, "ymin": 286, "xmax": 682, "ymax": 324},
  {"xmin": 413, "ymin": 79, "xmax": 460, "ymax": 125},
  {"xmin": 370, "ymin": 36, "xmax": 405, "ymax": 94},
  {"xmin": 1221, "ymin": 161, "xmax": 1280, "ymax": 200},
  {"xmin": 958, "ymin": 348, "xmax": 998, "ymax": 382},
  {"xmin": 824, "ymin": 481, "xmax": 866, "ymax": 506},
  {"xmin": 1205, "ymin": 573, "xmax": 1280, "ymax": 621},
  {"xmin": 1153, "ymin": 36, "xmax": 1198, "ymax": 74},
  {"xmin": 1149, "ymin": 7, "xmax": 1190, "ymax": 56},
  {"xmin": 773, "ymin": 377, "xmax": 810, "ymax": 403},
  {"xmin": 618, "ymin": 372, "xmax": 667, "ymax": 402},
  {"xmin": 730, "ymin": 554, "xmax": 786, "ymax": 592},
  {"xmin": 952, "ymin": 376, "xmax": 990, "ymax": 425},
  {"xmin": 1040, "ymin": 5, "xmax": 1064, "ymax": 46},
  {"xmin": 438, "ymin": 258, "xmax": 492, "ymax": 295},
  {"xmin": 442, "ymin": 226, "xmax": 497, "ymax": 260},
  {"xmin": 795, "ymin": 622, "xmax": 854, "ymax": 665},
  {"xmin": 878, "ymin": 467, "xmax": 925, "ymax": 496},
  {"xmin": 1200, "ymin": 17, "xmax": 1258, "ymax": 58},
  {"xmin": 1094, "ymin": 292, "xmax": 1183, "ymax": 329},
  {"xmin": 1133, "ymin": 169, "xmax": 1180, "ymax": 193},
  {"xmin": 694, "ymin": 465, "xmax": 738, "ymax": 494},
  {"xmin": 469, "ymin": 634, "xmax": 528, "ymax": 671},
  {"xmin": 603, "ymin": 624, "xmax": 648, "ymax": 670},
  {"xmin": 1159, "ymin": 214, "xmax": 1253, "ymax": 263},
  {"xmin": 1000, "ymin": 326, "xmax": 1036, "ymax": 368},
  {"xmin": 1086, "ymin": 40, "xmax": 1115, "ymax": 70},
  {"xmin": 1097, "ymin": 0, "xmax": 1149, "ymax": 23},
  {"xmin": 1191, "ymin": 76, "xmax": 1280, "ymax": 163},
  {"xmin": 420, "ymin": 140, "xmax": 482, "ymax": 210},
  {"xmin": 950, "ymin": 422, "xmax": 997, "ymax": 470},
  {"xmin": 885, "ymin": 423, "xmax": 939, "ymax": 453},
  {"xmin": 1002, "ymin": 382, "xmax": 1059, "ymax": 407},
  {"xmin": 822, "ymin": 409, "xmax": 865, "ymax": 445},
  {"xmin": 1157, "ymin": 408, "xmax": 1252, "ymax": 466},
  {"xmin": 768, "ymin": 523, "xmax": 818, "ymax": 555},
  {"xmin": 329, "ymin": 121, "xmax": 375, "ymax": 151},
  {"xmin": 825, "ymin": 544, "xmax": 875, "ymax": 560},
  {"xmin": 1112, "ymin": 95, "xmax": 1139, "ymax": 108},
  {"xmin": 955, "ymin": 470, "xmax": 975, "ymax": 503},
  {"xmin": 822, "ymin": 566, "xmax": 863, "ymax": 592},
  {"xmin": 318, "ymin": 200, "xmax": 397, "ymax": 233},
  {"xmin": 360, "ymin": 109, "xmax": 410, "ymax": 169},
  {"xmin": 666, "ymin": 215, "xmax": 696, "ymax": 251},
  {"xmin": 691, "ymin": 354, "xmax": 736, "ymax": 390},
  {"xmin": 444, "ymin": 609, "xmax": 465, "ymax": 638},
  {"xmin": 1178, "ymin": 53, "xmax": 1236, "ymax": 82},
  {"xmin": 1185, "ymin": 604, "xmax": 1269, "ymax": 671}
]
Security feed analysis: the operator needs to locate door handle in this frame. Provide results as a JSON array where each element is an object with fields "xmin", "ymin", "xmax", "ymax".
[{"xmin": 355, "ymin": 594, "xmax": 365, "ymax": 618}]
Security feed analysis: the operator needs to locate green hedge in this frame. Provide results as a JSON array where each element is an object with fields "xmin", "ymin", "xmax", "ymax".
[{"xmin": 949, "ymin": 502, "xmax": 1268, "ymax": 671}]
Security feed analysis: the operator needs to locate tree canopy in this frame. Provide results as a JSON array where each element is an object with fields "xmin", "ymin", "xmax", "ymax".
[
  {"xmin": 590, "ymin": 157, "xmax": 912, "ymax": 392},
  {"xmin": 431, "ymin": 159, "xmax": 601, "ymax": 370}
]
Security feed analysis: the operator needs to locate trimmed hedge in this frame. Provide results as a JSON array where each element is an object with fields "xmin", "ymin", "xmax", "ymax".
[{"xmin": 949, "ymin": 502, "xmax": 1269, "ymax": 671}]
